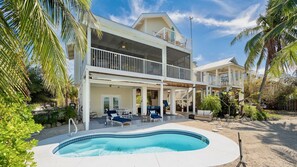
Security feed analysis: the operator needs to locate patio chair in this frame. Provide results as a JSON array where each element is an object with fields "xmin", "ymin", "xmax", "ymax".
[
  {"xmin": 149, "ymin": 110, "xmax": 162, "ymax": 122},
  {"xmin": 106, "ymin": 110, "xmax": 132, "ymax": 127}
]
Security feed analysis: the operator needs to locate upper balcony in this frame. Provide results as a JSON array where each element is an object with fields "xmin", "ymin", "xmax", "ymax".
[
  {"xmin": 155, "ymin": 27, "xmax": 191, "ymax": 50},
  {"xmin": 91, "ymin": 47, "xmax": 162, "ymax": 76},
  {"xmin": 90, "ymin": 47, "xmax": 191, "ymax": 81},
  {"xmin": 132, "ymin": 13, "xmax": 191, "ymax": 51}
]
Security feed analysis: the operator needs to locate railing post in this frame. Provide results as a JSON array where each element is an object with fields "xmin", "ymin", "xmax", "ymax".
[
  {"xmin": 119, "ymin": 54, "xmax": 122, "ymax": 70},
  {"xmin": 143, "ymin": 60, "xmax": 145, "ymax": 74}
]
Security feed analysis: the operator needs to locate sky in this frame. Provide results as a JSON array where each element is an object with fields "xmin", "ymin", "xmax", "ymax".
[{"xmin": 82, "ymin": 0, "xmax": 267, "ymax": 73}]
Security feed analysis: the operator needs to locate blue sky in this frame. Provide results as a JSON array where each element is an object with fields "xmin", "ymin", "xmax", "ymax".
[{"xmin": 89, "ymin": 0, "xmax": 267, "ymax": 72}]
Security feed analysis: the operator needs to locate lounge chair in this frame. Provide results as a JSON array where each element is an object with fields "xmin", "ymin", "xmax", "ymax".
[
  {"xmin": 106, "ymin": 110, "xmax": 132, "ymax": 127},
  {"xmin": 149, "ymin": 110, "xmax": 162, "ymax": 122}
]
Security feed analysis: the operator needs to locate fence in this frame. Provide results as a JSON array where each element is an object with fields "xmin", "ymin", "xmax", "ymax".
[{"xmin": 277, "ymin": 99, "xmax": 297, "ymax": 111}]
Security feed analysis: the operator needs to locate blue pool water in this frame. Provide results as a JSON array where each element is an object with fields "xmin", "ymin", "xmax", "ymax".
[{"xmin": 53, "ymin": 130, "xmax": 209, "ymax": 157}]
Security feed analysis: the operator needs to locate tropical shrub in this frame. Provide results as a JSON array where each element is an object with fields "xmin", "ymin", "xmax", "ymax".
[
  {"xmin": 0, "ymin": 96, "xmax": 42, "ymax": 167},
  {"xmin": 201, "ymin": 95, "xmax": 221, "ymax": 116},
  {"xmin": 220, "ymin": 91, "xmax": 239, "ymax": 117},
  {"xmin": 243, "ymin": 105, "xmax": 257, "ymax": 117},
  {"xmin": 64, "ymin": 106, "xmax": 77, "ymax": 121},
  {"xmin": 251, "ymin": 110, "xmax": 267, "ymax": 121},
  {"xmin": 243, "ymin": 104, "xmax": 267, "ymax": 121}
]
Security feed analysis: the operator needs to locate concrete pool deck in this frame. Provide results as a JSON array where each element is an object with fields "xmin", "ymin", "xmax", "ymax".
[{"xmin": 33, "ymin": 123, "xmax": 239, "ymax": 167}]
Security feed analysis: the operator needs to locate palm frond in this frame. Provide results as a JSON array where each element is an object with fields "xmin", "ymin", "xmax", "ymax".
[
  {"xmin": 269, "ymin": 41, "xmax": 297, "ymax": 76},
  {"xmin": 230, "ymin": 26, "xmax": 262, "ymax": 45},
  {"xmin": 0, "ymin": 0, "xmax": 101, "ymax": 99}
]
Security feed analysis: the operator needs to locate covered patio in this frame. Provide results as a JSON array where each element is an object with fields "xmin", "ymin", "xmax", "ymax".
[{"xmin": 79, "ymin": 72, "xmax": 198, "ymax": 130}]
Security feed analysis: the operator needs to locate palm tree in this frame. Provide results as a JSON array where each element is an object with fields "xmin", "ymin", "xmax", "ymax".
[
  {"xmin": 0, "ymin": 0, "xmax": 101, "ymax": 99},
  {"xmin": 231, "ymin": 0, "xmax": 296, "ymax": 104}
]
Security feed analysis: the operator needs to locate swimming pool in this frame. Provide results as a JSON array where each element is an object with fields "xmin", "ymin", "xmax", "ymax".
[{"xmin": 53, "ymin": 130, "xmax": 209, "ymax": 157}]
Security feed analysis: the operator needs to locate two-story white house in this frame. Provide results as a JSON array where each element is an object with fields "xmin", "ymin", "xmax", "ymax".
[{"xmin": 67, "ymin": 13, "xmax": 245, "ymax": 130}]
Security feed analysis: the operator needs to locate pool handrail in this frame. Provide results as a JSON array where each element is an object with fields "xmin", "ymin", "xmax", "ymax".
[{"xmin": 68, "ymin": 118, "xmax": 78, "ymax": 136}]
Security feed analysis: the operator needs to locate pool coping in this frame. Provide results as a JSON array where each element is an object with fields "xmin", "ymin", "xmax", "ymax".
[{"xmin": 33, "ymin": 123, "xmax": 240, "ymax": 167}]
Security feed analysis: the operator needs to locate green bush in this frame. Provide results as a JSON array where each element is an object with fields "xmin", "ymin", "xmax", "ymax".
[
  {"xmin": 243, "ymin": 105, "xmax": 257, "ymax": 117},
  {"xmin": 201, "ymin": 95, "xmax": 221, "ymax": 116},
  {"xmin": 33, "ymin": 113, "xmax": 48, "ymax": 124},
  {"xmin": 0, "ymin": 96, "xmax": 42, "ymax": 167},
  {"xmin": 244, "ymin": 104, "xmax": 267, "ymax": 121},
  {"xmin": 64, "ymin": 106, "xmax": 77, "ymax": 121}
]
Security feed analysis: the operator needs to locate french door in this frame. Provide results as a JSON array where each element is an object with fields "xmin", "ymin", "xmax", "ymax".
[{"xmin": 103, "ymin": 95, "xmax": 120, "ymax": 112}]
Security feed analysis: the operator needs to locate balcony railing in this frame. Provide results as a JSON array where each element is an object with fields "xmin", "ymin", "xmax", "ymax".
[
  {"xmin": 91, "ymin": 47, "xmax": 162, "ymax": 76},
  {"xmin": 167, "ymin": 65, "xmax": 191, "ymax": 80},
  {"xmin": 155, "ymin": 27, "xmax": 191, "ymax": 50}
]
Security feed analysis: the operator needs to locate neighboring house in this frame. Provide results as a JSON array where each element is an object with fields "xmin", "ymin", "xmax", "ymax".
[
  {"xmin": 67, "ymin": 13, "xmax": 244, "ymax": 130},
  {"xmin": 194, "ymin": 57, "xmax": 245, "ymax": 100}
]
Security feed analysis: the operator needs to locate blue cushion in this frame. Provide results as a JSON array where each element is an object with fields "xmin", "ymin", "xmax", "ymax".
[
  {"xmin": 112, "ymin": 117, "xmax": 131, "ymax": 123},
  {"xmin": 151, "ymin": 114, "xmax": 162, "ymax": 119}
]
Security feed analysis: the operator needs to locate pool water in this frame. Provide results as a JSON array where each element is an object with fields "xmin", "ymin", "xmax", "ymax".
[{"xmin": 54, "ymin": 131, "xmax": 209, "ymax": 157}]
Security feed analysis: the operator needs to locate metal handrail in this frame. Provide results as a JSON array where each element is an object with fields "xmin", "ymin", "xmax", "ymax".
[
  {"xmin": 166, "ymin": 64, "xmax": 191, "ymax": 71},
  {"xmin": 68, "ymin": 118, "xmax": 78, "ymax": 136}
]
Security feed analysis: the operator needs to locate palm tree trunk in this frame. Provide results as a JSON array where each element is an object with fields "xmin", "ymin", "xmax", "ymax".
[
  {"xmin": 258, "ymin": 39, "xmax": 276, "ymax": 104},
  {"xmin": 257, "ymin": 60, "xmax": 269, "ymax": 104}
]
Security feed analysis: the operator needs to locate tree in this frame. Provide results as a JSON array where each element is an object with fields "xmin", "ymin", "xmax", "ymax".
[
  {"xmin": 62, "ymin": 76, "xmax": 78, "ymax": 106},
  {"xmin": 231, "ymin": 0, "xmax": 297, "ymax": 104},
  {"xmin": 0, "ymin": 96, "xmax": 42, "ymax": 167},
  {"xmin": 0, "ymin": 0, "xmax": 101, "ymax": 99},
  {"xmin": 28, "ymin": 67, "xmax": 54, "ymax": 103}
]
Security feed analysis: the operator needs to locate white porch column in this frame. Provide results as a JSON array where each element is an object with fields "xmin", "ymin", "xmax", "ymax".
[
  {"xmin": 209, "ymin": 87, "xmax": 212, "ymax": 95},
  {"xmin": 159, "ymin": 83, "xmax": 164, "ymax": 117},
  {"xmin": 206, "ymin": 86, "xmax": 209, "ymax": 96},
  {"xmin": 85, "ymin": 70, "xmax": 90, "ymax": 130},
  {"xmin": 186, "ymin": 88, "xmax": 189, "ymax": 113},
  {"xmin": 170, "ymin": 88, "xmax": 176, "ymax": 115},
  {"xmin": 132, "ymin": 88, "xmax": 137, "ymax": 115},
  {"xmin": 228, "ymin": 66, "xmax": 232, "ymax": 85},
  {"xmin": 192, "ymin": 85, "xmax": 196, "ymax": 114},
  {"xmin": 141, "ymin": 87, "xmax": 147, "ymax": 115},
  {"xmin": 215, "ymin": 69, "xmax": 219, "ymax": 85},
  {"xmin": 241, "ymin": 72, "xmax": 245, "ymax": 88},
  {"xmin": 87, "ymin": 26, "xmax": 91, "ymax": 65},
  {"xmin": 205, "ymin": 72, "xmax": 209, "ymax": 84},
  {"xmin": 233, "ymin": 69, "xmax": 236, "ymax": 85}
]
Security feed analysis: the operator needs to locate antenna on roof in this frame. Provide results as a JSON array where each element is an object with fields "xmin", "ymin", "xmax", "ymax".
[{"xmin": 189, "ymin": 16, "xmax": 193, "ymax": 51}]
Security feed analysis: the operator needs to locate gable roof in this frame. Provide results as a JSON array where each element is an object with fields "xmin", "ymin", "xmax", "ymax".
[
  {"xmin": 132, "ymin": 12, "xmax": 182, "ymax": 35},
  {"xmin": 195, "ymin": 57, "xmax": 244, "ymax": 71}
]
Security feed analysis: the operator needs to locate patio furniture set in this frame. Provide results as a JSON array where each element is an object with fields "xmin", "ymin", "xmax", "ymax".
[{"xmin": 106, "ymin": 107, "xmax": 163, "ymax": 127}]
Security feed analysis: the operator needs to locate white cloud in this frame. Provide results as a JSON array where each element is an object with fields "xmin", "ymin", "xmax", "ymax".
[
  {"xmin": 211, "ymin": 0, "xmax": 236, "ymax": 15},
  {"xmin": 168, "ymin": 4, "xmax": 260, "ymax": 36},
  {"xmin": 109, "ymin": 1, "xmax": 261, "ymax": 36},
  {"xmin": 193, "ymin": 54, "xmax": 203, "ymax": 62},
  {"xmin": 109, "ymin": 0, "xmax": 165, "ymax": 26}
]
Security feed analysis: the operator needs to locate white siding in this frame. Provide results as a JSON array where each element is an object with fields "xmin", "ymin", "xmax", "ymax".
[
  {"xmin": 90, "ymin": 86, "xmax": 133, "ymax": 116},
  {"xmin": 146, "ymin": 18, "xmax": 170, "ymax": 35}
]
